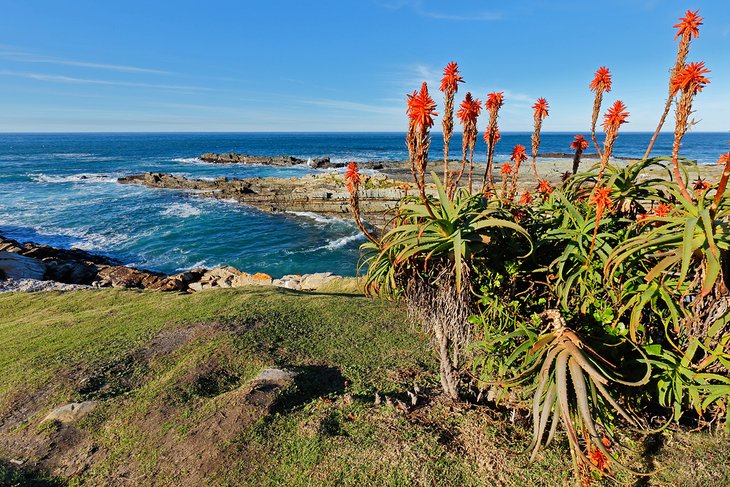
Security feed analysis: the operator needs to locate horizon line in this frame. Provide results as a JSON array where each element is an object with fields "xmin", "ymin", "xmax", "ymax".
[{"xmin": 0, "ymin": 130, "xmax": 728, "ymax": 135}]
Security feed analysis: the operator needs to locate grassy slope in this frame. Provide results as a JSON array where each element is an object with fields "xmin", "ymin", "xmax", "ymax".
[{"xmin": 0, "ymin": 287, "xmax": 728, "ymax": 486}]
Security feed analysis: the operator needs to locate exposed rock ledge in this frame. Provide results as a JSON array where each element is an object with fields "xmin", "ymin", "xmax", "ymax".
[
  {"xmin": 0, "ymin": 235, "xmax": 345, "ymax": 293},
  {"xmin": 199, "ymin": 152, "xmax": 343, "ymax": 169},
  {"xmin": 118, "ymin": 172, "xmax": 416, "ymax": 226}
]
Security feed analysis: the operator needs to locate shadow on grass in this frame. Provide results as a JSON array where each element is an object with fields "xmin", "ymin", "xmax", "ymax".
[
  {"xmin": 0, "ymin": 460, "xmax": 66, "ymax": 487},
  {"xmin": 270, "ymin": 365, "xmax": 346, "ymax": 416}
]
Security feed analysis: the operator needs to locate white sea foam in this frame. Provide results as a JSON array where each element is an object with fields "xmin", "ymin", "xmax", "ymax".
[
  {"xmin": 161, "ymin": 202, "xmax": 203, "ymax": 218},
  {"xmin": 29, "ymin": 173, "xmax": 119, "ymax": 184},
  {"xmin": 171, "ymin": 157, "xmax": 204, "ymax": 163},
  {"xmin": 319, "ymin": 233, "xmax": 363, "ymax": 251},
  {"xmin": 289, "ymin": 211, "xmax": 346, "ymax": 224}
]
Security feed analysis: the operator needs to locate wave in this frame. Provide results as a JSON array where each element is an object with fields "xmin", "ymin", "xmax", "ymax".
[
  {"xmin": 160, "ymin": 203, "xmax": 203, "ymax": 218},
  {"xmin": 171, "ymin": 157, "xmax": 204, "ymax": 163},
  {"xmin": 318, "ymin": 233, "xmax": 364, "ymax": 251},
  {"xmin": 29, "ymin": 173, "xmax": 120, "ymax": 184},
  {"xmin": 289, "ymin": 211, "xmax": 347, "ymax": 224}
]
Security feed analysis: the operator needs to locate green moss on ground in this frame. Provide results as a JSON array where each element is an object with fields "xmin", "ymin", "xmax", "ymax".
[{"xmin": 0, "ymin": 287, "xmax": 727, "ymax": 486}]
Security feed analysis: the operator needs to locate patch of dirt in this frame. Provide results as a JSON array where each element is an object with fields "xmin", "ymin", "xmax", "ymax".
[
  {"xmin": 133, "ymin": 366, "xmax": 298, "ymax": 485},
  {"xmin": 0, "ymin": 321, "xmax": 226, "ymax": 482}
]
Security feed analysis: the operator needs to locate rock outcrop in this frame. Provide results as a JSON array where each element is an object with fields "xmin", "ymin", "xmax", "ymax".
[
  {"xmin": 199, "ymin": 153, "xmax": 341, "ymax": 169},
  {"xmin": 118, "ymin": 172, "xmax": 417, "ymax": 226},
  {"xmin": 0, "ymin": 251, "xmax": 46, "ymax": 280},
  {"xmin": 0, "ymin": 234, "xmax": 348, "ymax": 294}
]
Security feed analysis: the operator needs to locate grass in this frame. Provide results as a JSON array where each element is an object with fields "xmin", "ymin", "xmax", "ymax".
[{"xmin": 0, "ymin": 286, "xmax": 728, "ymax": 486}]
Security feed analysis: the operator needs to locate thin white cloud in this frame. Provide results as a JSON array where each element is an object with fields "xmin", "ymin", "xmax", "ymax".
[
  {"xmin": 0, "ymin": 48, "xmax": 170, "ymax": 75},
  {"xmin": 375, "ymin": 0, "xmax": 502, "ymax": 22},
  {"xmin": 0, "ymin": 70, "xmax": 210, "ymax": 92},
  {"xmin": 503, "ymin": 90, "xmax": 534, "ymax": 103},
  {"xmin": 297, "ymin": 97, "xmax": 401, "ymax": 115},
  {"xmin": 416, "ymin": 10, "xmax": 501, "ymax": 21}
]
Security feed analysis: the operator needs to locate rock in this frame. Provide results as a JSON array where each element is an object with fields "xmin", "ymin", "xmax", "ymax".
[
  {"xmin": 0, "ymin": 251, "xmax": 46, "ymax": 280},
  {"xmin": 95, "ymin": 265, "xmax": 164, "ymax": 289},
  {"xmin": 299, "ymin": 272, "xmax": 337, "ymax": 290},
  {"xmin": 188, "ymin": 282, "xmax": 204, "ymax": 292},
  {"xmin": 43, "ymin": 401, "xmax": 98, "ymax": 424},
  {"xmin": 0, "ymin": 278, "xmax": 91, "ymax": 293},
  {"xmin": 199, "ymin": 153, "xmax": 306, "ymax": 166},
  {"xmin": 253, "ymin": 367, "xmax": 297, "ymax": 384},
  {"xmin": 244, "ymin": 367, "xmax": 298, "ymax": 409},
  {"xmin": 251, "ymin": 272, "xmax": 272, "ymax": 286}
]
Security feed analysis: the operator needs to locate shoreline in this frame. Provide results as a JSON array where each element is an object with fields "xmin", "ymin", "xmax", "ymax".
[{"xmin": 0, "ymin": 234, "xmax": 351, "ymax": 293}]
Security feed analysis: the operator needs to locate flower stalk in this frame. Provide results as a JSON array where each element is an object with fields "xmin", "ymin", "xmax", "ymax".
[
  {"xmin": 344, "ymin": 162, "xmax": 378, "ymax": 245},
  {"xmin": 481, "ymin": 92, "xmax": 504, "ymax": 192},
  {"xmin": 570, "ymin": 135, "xmax": 589, "ymax": 175},
  {"xmin": 644, "ymin": 10, "xmax": 703, "ymax": 160},
  {"xmin": 440, "ymin": 62, "xmax": 464, "ymax": 183},
  {"xmin": 406, "ymin": 82, "xmax": 439, "ymax": 218},
  {"xmin": 508, "ymin": 144, "xmax": 528, "ymax": 202},
  {"xmin": 596, "ymin": 101, "xmax": 629, "ymax": 187},
  {"xmin": 530, "ymin": 98, "xmax": 549, "ymax": 182},
  {"xmin": 453, "ymin": 92, "xmax": 481, "ymax": 194},
  {"xmin": 670, "ymin": 61, "xmax": 710, "ymax": 201},
  {"xmin": 589, "ymin": 67, "xmax": 612, "ymax": 158}
]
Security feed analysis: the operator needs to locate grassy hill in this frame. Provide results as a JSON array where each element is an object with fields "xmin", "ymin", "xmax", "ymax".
[{"xmin": 0, "ymin": 286, "xmax": 728, "ymax": 486}]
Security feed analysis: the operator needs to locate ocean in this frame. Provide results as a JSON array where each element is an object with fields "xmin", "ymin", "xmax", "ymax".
[{"xmin": 0, "ymin": 132, "xmax": 727, "ymax": 277}]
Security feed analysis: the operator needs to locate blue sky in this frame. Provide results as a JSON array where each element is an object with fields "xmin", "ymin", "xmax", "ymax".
[{"xmin": 0, "ymin": 0, "xmax": 728, "ymax": 132}]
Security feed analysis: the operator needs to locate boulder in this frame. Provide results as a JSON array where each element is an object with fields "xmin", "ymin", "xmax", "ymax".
[
  {"xmin": 0, "ymin": 251, "xmax": 46, "ymax": 280},
  {"xmin": 95, "ymin": 265, "xmax": 163, "ymax": 289},
  {"xmin": 299, "ymin": 272, "xmax": 337, "ymax": 290},
  {"xmin": 251, "ymin": 272, "xmax": 273, "ymax": 286},
  {"xmin": 42, "ymin": 401, "xmax": 98, "ymax": 424}
]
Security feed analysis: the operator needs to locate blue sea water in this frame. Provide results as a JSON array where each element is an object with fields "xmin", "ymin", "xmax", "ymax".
[{"xmin": 0, "ymin": 132, "xmax": 727, "ymax": 277}]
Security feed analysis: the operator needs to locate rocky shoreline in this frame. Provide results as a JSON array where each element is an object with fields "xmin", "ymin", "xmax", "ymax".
[
  {"xmin": 118, "ymin": 171, "xmax": 415, "ymax": 226},
  {"xmin": 0, "ymin": 235, "xmax": 347, "ymax": 293}
]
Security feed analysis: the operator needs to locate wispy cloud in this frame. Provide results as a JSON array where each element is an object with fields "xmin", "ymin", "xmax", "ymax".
[
  {"xmin": 297, "ymin": 97, "xmax": 401, "ymax": 115},
  {"xmin": 375, "ymin": 0, "xmax": 502, "ymax": 21},
  {"xmin": 0, "ymin": 47, "xmax": 170, "ymax": 75},
  {"xmin": 416, "ymin": 9, "xmax": 501, "ymax": 21},
  {"xmin": 0, "ymin": 70, "xmax": 210, "ymax": 92}
]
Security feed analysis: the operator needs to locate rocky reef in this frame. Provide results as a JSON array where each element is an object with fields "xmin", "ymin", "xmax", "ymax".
[
  {"xmin": 0, "ymin": 235, "xmax": 345, "ymax": 293},
  {"xmin": 118, "ymin": 172, "xmax": 416, "ymax": 226},
  {"xmin": 199, "ymin": 153, "xmax": 343, "ymax": 169}
]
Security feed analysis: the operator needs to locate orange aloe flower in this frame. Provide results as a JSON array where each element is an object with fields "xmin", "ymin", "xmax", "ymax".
[
  {"xmin": 587, "ymin": 438, "xmax": 613, "ymax": 473},
  {"xmin": 511, "ymin": 144, "xmax": 528, "ymax": 164},
  {"xmin": 674, "ymin": 9, "xmax": 703, "ymax": 40},
  {"xmin": 440, "ymin": 61, "xmax": 464, "ymax": 93},
  {"xmin": 589, "ymin": 66, "xmax": 612, "ymax": 93},
  {"xmin": 532, "ymin": 97, "xmax": 549, "ymax": 120},
  {"xmin": 602, "ymin": 101, "xmax": 630, "ymax": 131},
  {"xmin": 500, "ymin": 162, "xmax": 513, "ymax": 176},
  {"xmin": 588, "ymin": 186, "xmax": 612, "ymax": 257},
  {"xmin": 344, "ymin": 161, "xmax": 361, "ymax": 193},
  {"xmin": 671, "ymin": 61, "xmax": 710, "ymax": 95},
  {"xmin": 484, "ymin": 126, "xmax": 501, "ymax": 145},
  {"xmin": 485, "ymin": 92, "xmax": 504, "ymax": 111},
  {"xmin": 719, "ymin": 153, "xmax": 729, "ymax": 165},
  {"xmin": 536, "ymin": 179, "xmax": 553, "ymax": 195},
  {"xmin": 407, "ymin": 82, "xmax": 438, "ymax": 129},
  {"xmin": 591, "ymin": 186, "xmax": 612, "ymax": 216},
  {"xmin": 456, "ymin": 92, "xmax": 482, "ymax": 125},
  {"xmin": 519, "ymin": 190, "xmax": 533, "ymax": 205},
  {"xmin": 654, "ymin": 203, "xmax": 673, "ymax": 217},
  {"xmin": 571, "ymin": 135, "xmax": 589, "ymax": 151}
]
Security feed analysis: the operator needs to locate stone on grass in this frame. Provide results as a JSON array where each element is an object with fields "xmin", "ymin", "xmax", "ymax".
[{"xmin": 43, "ymin": 401, "xmax": 98, "ymax": 424}]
